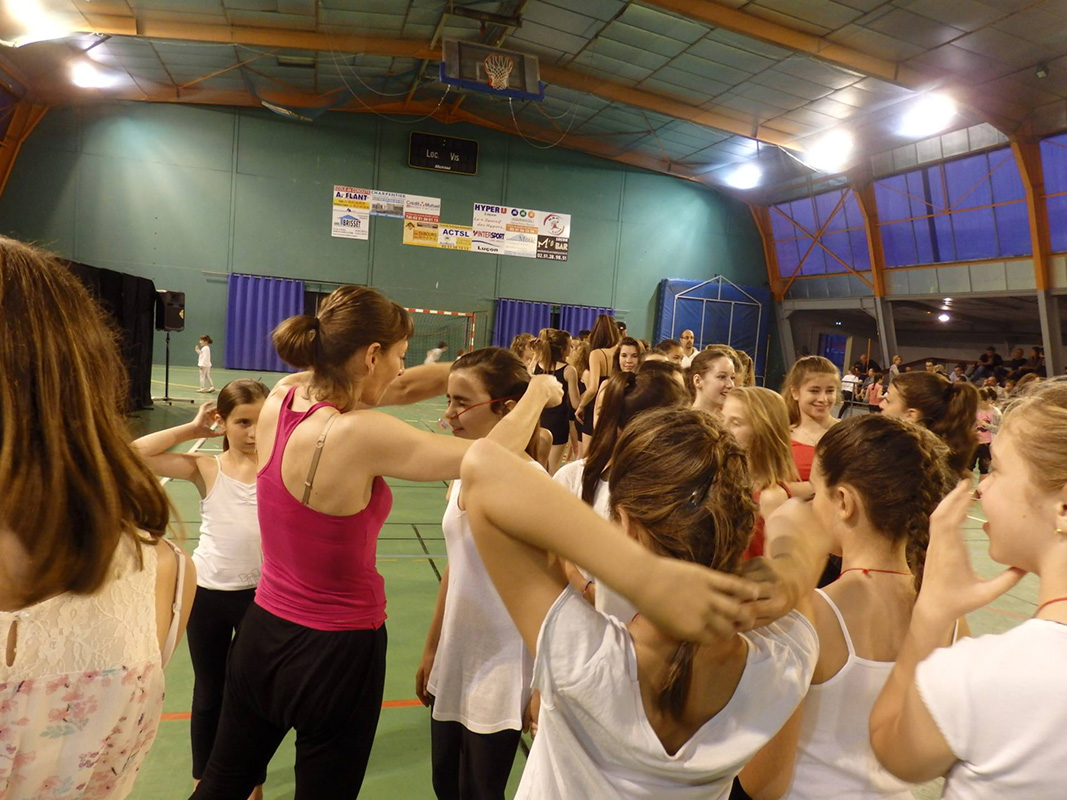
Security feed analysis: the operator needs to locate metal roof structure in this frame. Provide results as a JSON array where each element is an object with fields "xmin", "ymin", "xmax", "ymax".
[{"xmin": 2, "ymin": 1, "xmax": 1067, "ymax": 204}]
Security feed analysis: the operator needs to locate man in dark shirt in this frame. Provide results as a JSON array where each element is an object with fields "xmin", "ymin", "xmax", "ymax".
[
  {"xmin": 968, "ymin": 347, "xmax": 1003, "ymax": 383},
  {"xmin": 854, "ymin": 351, "xmax": 881, "ymax": 374}
]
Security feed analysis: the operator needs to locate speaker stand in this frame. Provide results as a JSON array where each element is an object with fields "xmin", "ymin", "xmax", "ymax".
[{"xmin": 152, "ymin": 331, "xmax": 196, "ymax": 405}]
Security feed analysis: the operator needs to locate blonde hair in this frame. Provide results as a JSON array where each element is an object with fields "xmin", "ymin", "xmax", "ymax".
[
  {"xmin": 1000, "ymin": 378, "xmax": 1067, "ymax": 494},
  {"xmin": 734, "ymin": 350, "xmax": 755, "ymax": 387},
  {"xmin": 782, "ymin": 356, "xmax": 840, "ymax": 426},
  {"xmin": 726, "ymin": 387, "xmax": 799, "ymax": 489},
  {"xmin": 0, "ymin": 237, "xmax": 170, "ymax": 605}
]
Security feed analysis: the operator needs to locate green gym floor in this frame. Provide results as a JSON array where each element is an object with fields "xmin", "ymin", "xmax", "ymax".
[{"xmin": 126, "ymin": 364, "xmax": 1037, "ymax": 800}]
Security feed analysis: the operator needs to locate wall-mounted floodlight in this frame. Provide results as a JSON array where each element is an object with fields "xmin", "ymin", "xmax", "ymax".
[
  {"xmin": 803, "ymin": 130, "xmax": 854, "ymax": 174},
  {"xmin": 724, "ymin": 163, "xmax": 761, "ymax": 190},
  {"xmin": 899, "ymin": 93, "xmax": 957, "ymax": 138},
  {"xmin": 2, "ymin": 0, "xmax": 71, "ymax": 47},
  {"xmin": 72, "ymin": 61, "xmax": 119, "ymax": 89},
  {"xmin": 938, "ymin": 313, "xmax": 950, "ymax": 322}
]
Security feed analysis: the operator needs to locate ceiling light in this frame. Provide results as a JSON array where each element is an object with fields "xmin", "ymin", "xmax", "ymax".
[
  {"xmin": 2, "ymin": 0, "xmax": 71, "ymax": 47},
  {"xmin": 943, "ymin": 297, "xmax": 952, "ymax": 303},
  {"xmin": 724, "ymin": 162, "xmax": 761, "ymax": 190},
  {"xmin": 899, "ymin": 93, "xmax": 957, "ymax": 138},
  {"xmin": 71, "ymin": 61, "xmax": 118, "ymax": 89},
  {"xmin": 1037, "ymin": 63, "xmax": 1049, "ymax": 80},
  {"xmin": 802, "ymin": 130, "xmax": 854, "ymax": 174},
  {"xmin": 938, "ymin": 313, "xmax": 950, "ymax": 322}
]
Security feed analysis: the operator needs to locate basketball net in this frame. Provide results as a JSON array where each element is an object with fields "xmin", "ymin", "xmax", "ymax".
[{"xmin": 483, "ymin": 53, "xmax": 514, "ymax": 90}]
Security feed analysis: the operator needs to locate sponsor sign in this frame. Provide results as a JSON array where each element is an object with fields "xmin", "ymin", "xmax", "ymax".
[
  {"xmin": 371, "ymin": 190, "xmax": 406, "ymax": 218},
  {"xmin": 331, "ymin": 185, "xmax": 370, "ymax": 239}
]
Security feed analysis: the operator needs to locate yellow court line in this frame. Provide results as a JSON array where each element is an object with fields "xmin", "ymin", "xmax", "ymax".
[{"xmin": 151, "ymin": 378, "xmax": 203, "ymax": 391}]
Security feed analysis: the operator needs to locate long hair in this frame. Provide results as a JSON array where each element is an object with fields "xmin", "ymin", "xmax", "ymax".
[
  {"xmin": 609, "ymin": 407, "xmax": 755, "ymax": 720},
  {"xmin": 450, "ymin": 348, "xmax": 538, "ymax": 458},
  {"xmin": 1000, "ymin": 378, "xmax": 1067, "ymax": 494},
  {"xmin": 687, "ymin": 346, "xmax": 736, "ymax": 401},
  {"xmin": 588, "ymin": 314, "xmax": 621, "ymax": 351},
  {"xmin": 581, "ymin": 362, "xmax": 688, "ymax": 504},
  {"xmin": 0, "ymin": 237, "xmax": 170, "ymax": 605},
  {"xmin": 726, "ymin": 387, "xmax": 798, "ymax": 489},
  {"xmin": 816, "ymin": 415, "xmax": 956, "ymax": 590},
  {"xmin": 892, "ymin": 371, "xmax": 979, "ymax": 475},
  {"xmin": 537, "ymin": 328, "xmax": 570, "ymax": 373},
  {"xmin": 782, "ymin": 356, "xmax": 840, "ymax": 426},
  {"xmin": 273, "ymin": 285, "xmax": 413, "ymax": 412},
  {"xmin": 613, "ymin": 336, "xmax": 643, "ymax": 371},
  {"xmin": 216, "ymin": 379, "xmax": 270, "ymax": 451}
]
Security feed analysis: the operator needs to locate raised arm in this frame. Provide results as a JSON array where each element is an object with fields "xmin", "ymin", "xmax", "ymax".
[
  {"xmin": 869, "ymin": 482, "xmax": 1025, "ymax": 782},
  {"xmin": 378, "ymin": 363, "xmax": 451, "ymax": 407},
  {"xmin": 461, "ymin": 438, "xmax": 761, "ymax": 655},
  {"xmin": 131, "ymin": 401, "xmax": 220, "ymax": 494}
]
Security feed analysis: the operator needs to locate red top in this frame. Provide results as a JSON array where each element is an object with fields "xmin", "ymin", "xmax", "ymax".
[
  {"xmin": 791, "ymin": 440, "xmax": 815, "ymax": 481},
  {"xmin": 746, "ymin": 482, "xmax": 793, "ymax": 561},
  {"xmin": 255, "ymin": 386, "xmax": 393, "ymax": 631}
]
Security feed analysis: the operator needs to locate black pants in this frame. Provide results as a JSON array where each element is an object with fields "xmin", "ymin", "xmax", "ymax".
[
  {"xmin": 191, "ymin": 603, "xmax": 388, "ymax": 799},
  {"xmin": 973, "ymin": 442, "xmax": 992, "ymax": 475},
  {"xmin": 186, "ymin": 586, "xmax": 257, "ymax": 781},
  {"xmin": 430, "ymin": 716, "xmax": 521, "ymax": 800}
]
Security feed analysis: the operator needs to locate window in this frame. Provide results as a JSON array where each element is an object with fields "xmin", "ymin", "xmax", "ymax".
[
  {"xmin": 1041, "ymin": 133, "xmax": 1067, "ymax": 253},
  {"xmin": 769, "ymin": 189, "xmax": 870, "ymax": 279}
]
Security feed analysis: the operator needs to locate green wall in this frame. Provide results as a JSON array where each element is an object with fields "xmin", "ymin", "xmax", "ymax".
[{"xmin": 1, "ymin": 101, "xmax": 767, "ymax": 367}]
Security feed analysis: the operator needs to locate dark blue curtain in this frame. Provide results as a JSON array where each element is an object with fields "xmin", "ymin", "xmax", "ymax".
[
  {"xmin": 492, "ymin": 299, "xmax": 552, "ymax": 348},
  {"xmin": 225, "ymin": 273, "xmax": 305, "ymax": 372},
  {"xmin": 559, "ymin": 304, "xmax": 614, "ymax": 335}
]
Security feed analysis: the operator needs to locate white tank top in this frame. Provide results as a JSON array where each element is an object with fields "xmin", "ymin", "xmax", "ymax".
[
  {"xmin": 786, "ymin": 589, "xmax": 921, "ymax": 800},
  {"xmin": 193, "ymin": 457, "xmax": 262, "ymax": 591},
  {"xmin": 427, "ymin": 475, "xmax": 535, "ymax": 734}
]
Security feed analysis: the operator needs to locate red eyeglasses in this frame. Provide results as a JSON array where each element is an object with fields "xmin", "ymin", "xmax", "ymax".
[{"xmin": 437, "ymin": 394, "xmax": 523, "ymax": 431}]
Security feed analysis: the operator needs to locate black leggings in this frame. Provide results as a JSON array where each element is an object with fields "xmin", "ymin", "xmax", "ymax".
[
  {"xmin": 430, "ymin": 716, "xmax": 521, "ymax": 800},
  {"xmin": 972, "ymin": 442, "xmax": 992, "ymax": 474},
  {"xmin": 191, "ymin": 603, "xmax": 388, "ymax": 799},
  {"xmin": 185, "ymin": 586, "xmax": 257, "ymax": 780}
]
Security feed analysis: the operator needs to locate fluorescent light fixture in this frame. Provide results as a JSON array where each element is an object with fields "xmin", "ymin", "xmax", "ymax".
[
  {"xmin": 899, "ymin": 93, "xmax": 957, "ymax": 138},
  {"xmin": 803, "ymin": 130, "xmax": 854, "ymax": 174},
  {"xmin": 938, "ymin": 313, "xmax": 950, "ymax": 322},
  {"xmin": 3, "ymin": 0, "xmax": 71, "ymax": 47},
  {"xmin": 724, "ymin": 162, "xmax": 761, "ymax": 190},
  {"xmin": 71, "ymin": 61, "xmax": 119, "ymax": 89}
]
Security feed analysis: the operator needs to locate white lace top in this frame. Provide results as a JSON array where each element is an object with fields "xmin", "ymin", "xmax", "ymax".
[{"xmin": 0, "ymin": 535, "xmax": 185, "ymax": 799}]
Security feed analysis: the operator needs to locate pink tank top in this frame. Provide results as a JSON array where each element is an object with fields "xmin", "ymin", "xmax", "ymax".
[{"xmin": 255, "ymin": 386, "xmax": 392, "ymax": 631}]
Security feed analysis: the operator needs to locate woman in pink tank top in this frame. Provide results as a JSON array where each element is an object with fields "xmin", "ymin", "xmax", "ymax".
[{"xmin": 192, "ymin": 286, "xmax": 561, "ymax": 799}]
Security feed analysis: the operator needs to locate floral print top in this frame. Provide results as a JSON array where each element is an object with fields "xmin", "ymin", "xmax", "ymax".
[{"xmin": 0, "ymin": 536, "xmax": 179, "ymax": 799}]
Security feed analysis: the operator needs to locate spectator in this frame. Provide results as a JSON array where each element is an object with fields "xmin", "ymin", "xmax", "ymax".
[
  {"xmin": 854, "ymin": 351, "xmax": 881, "ymax": 374},
  {"xmin": 949, "ymin": 363, "xmax": 967, "ymax": 383},
  {"xmin": 1005, "ymin": 347, "xmax": 1027, "ymax": 378},
  {"xmin": 925, "ymin": 361, "xmax": 936, "ymax": 373},
  {"xmin": 866, "ymin": 372, "xmax": 885, "ymax": 413},
  {"xmin": 888, "ymin": 354, "xmax": 903, "ymax": 384},
  {"xmin": 839, "ymin": 368, "xmax": 863, "ymax": 417},
  {"xmin": 967, "ymin": 347, "xmax": 1002, "ymax": 383}
]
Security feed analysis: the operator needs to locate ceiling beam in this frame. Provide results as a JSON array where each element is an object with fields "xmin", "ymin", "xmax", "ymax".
[
  {"xmin": 641, "ymin": 0, "xmax": 1029, "ymax": 131},
  {"xmin": 67, "ymin": 17, "xmax": 796, "ymax": 146}
]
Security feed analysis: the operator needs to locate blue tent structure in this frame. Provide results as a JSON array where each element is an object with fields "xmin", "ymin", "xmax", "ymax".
[{"xmin": 653, "ymin": 276, "xmax": 772, "ymax": 384}]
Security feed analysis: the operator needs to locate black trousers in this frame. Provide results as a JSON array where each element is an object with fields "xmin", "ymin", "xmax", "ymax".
[
  {"xmin": 191, "ymin": 603, "xmax": 388, "ymax": 799},
  {"xmin": 430, "ymin": 716, "xmax": 521, "ymax": 800},
  {"xmin": 186, "ymin": 586, "xmax": 257, "ymax": 781}
]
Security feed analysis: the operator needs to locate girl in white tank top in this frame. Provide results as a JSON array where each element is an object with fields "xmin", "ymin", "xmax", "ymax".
[
  {"xmin": 132, "ymin": 380, "xmax": 268, "ymax": 796},
  {"xmin": 739, "ymin": 415, "xmax": 964, "ymax": 800},
  {"xmin": 416, "ymin": 348, "xmax": 547, "ymax": 800}
]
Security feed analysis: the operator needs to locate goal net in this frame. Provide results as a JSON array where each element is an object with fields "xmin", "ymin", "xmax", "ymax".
[{"xmin": 406, "ymin": 308, "xmax": 476, "ymax": 366}]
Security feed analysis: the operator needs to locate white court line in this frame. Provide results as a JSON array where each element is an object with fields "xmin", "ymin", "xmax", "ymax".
[{"xmin": 158, "ymin": 435, "xmax": 210, "ymax": 487}]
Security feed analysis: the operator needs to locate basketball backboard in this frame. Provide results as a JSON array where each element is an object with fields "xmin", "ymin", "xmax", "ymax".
[{"xmin": 439, "ymin": 38, "xmax": 545, "ymax": 102}]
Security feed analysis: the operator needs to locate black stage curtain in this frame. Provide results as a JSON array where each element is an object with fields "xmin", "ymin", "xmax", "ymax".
[{"xmin": 66, "ymin": 261, "xmax": 156, "ymax": 411}]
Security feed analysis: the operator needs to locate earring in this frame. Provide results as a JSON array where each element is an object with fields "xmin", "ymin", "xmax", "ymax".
[{"xmin": 1058, "ymin": 528, "xmax": 1066, "ymax": 537}]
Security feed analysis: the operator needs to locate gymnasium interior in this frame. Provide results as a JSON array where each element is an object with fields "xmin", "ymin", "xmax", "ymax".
[{"xmin": 2, "ymin": 1, "xmax": 1066, "ymax": 797}]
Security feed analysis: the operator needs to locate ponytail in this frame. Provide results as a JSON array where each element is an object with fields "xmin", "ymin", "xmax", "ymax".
[
  {"xmin": 659, "ymin": 642, "xmax": 697, "ymax": 720},
  {"xmin": 893, "ymin": 372, "xmax": 978, "ymax": 475},
  {"xmin": 581, "ymin": 364, "xmax": 688, "ymax": 504},
  {"xmin": 537, "ymin": 328, "xmax": 569, "ymax": 373}
]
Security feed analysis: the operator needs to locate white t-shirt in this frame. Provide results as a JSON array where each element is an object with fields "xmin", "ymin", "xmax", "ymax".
[
  {"xmin": 424, "ymin": 347, "xmax": 445, "ymax": 366},
  {"xmin": 681, "ymin": 351, "xmax": 697, "ymax": 369},
  {"xmin": 427, "ymin": 475, "xmax": 535, "ymax": 733},
  {"xmin": 916, "ymin": 620, "xmax": 1067, "ymax": 799},
  {"xmin": 553, "ymin": 460, "xmax": 635, "ymax": 622},
  {"xmin": 197, "ymin": 344, "xmax": 211, "ymax": 368},
  {"xmin": 517, "ymin": 590, "xmax": 819, "ymax": 799}
]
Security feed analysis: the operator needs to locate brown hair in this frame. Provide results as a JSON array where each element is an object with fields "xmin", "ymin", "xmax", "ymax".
[
  {"xmin": 892, "ymin": 371, "xmax": 979, "ymax": 475},
  {"xmin": 199, "ymin": 334, "xmax": 213, "ymax": 344},
  {"xmin": 450, "ymin": 347, "xmax": 538, "ymax": 458},
  {"xmin": 589, "ymin": 314, "xmax": 621, "ymax": 350},
  {"xmin": 734, "ymin": 350, "xmax": 755, "ymax": 387},
  {"xmin": 581, "ymin": 362, "xmax": 689, "ymax": 504},
  {"xmin": 1000, "ymin": 378, "xmax": 1067, "ymax": 494},
  {"xmin": 782, "ymin": 356, "xmax": 840, "ymax": 426},
  {"xmin": 816, "ymin": 415, "xmax": 955, "ymax": 590},
  {"xmin": 687, "ymin": 346, "xmax": 736, "ymax": 400},
  {"xmin": 273, "ymin": 285, "xmax": 413, "ymax": 412},
  {"xmin": 537, "ymin": 328, "xmax": 570, "ymax": 373},
  {"xmin": 0, "ymin": 238, "xmax": 170, "ymax": 605},
  {"xmin": 509, "ymin": 332, "xmax": 535, "ymax": 361},
  {"xmin": 609, "ymin": 407, "xmax": 755, "ymax": 720},
  {"xmin": 613, "ymin": 336, "xmax": 643, "ymax": 370},
  {"xmin": 216, "ymin": 379, "xmax": 270, "ymax": 451},
  {"xmin": 569, "ymin": 339, "xmax": 590, "ymax": 376},
  {"xmin": 726, "ymin": 387, "xmax": 799, "ymax": 489}
]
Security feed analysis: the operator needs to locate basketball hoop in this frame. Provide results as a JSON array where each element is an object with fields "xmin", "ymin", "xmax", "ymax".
[{"xmin": 483, "ymin": 53, "xmax": 514, "ymax": 90}]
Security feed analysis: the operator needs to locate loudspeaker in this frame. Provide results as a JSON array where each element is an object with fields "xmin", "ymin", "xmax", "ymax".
[{"xmin": 155, "ymin": 290, "xmax": 185, "ymax": 332}]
